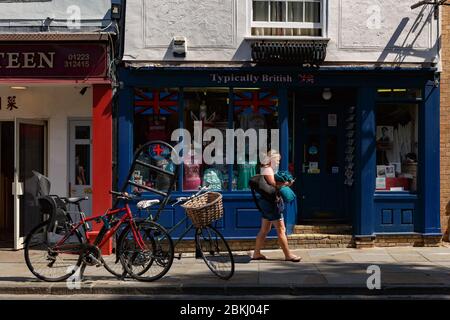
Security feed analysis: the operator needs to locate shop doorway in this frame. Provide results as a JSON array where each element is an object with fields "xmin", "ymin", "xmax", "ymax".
[
  {"xmin": 68, "ymin": 120, "xmax": 92, "ymax": 215},
  {"xmin": 0, "ymin": 122, "xmax": 14, "ymax": 244},
  {"xmin": 294, "ymin": 89, "xmax": 356, "ymax": 224},
  {"xmin": 14, "ymin": 119, "xmax": 47, "ymax": 249}
]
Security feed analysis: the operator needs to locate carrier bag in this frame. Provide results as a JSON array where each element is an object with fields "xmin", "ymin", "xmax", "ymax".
[{"xmin": 249, "ymin": 174, "xmax": 277, "ymax": 202}]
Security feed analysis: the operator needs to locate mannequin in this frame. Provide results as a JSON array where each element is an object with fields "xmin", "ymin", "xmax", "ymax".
[{"xmin": 191, "ymin": 100, "xmax": 216, "ymax": 123}]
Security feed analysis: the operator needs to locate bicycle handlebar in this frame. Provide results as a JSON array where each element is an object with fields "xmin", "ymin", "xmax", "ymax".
[
  {"xmin": 171, "ymin": 185, "xmax": 210, "ymax": 207},
  {"xmin": 109, "ymin": 190, "xmax": 139, "ymax": 201}
]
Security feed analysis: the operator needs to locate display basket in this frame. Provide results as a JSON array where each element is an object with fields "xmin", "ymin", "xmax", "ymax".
[{"xmin": 181, "ymin": 192, "xmax": 223, "ymax": 228}]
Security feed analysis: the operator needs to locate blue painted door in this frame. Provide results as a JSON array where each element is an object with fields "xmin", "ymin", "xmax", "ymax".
[{"xmin": 295, "ymin": 106, "xmax": 346, "ymax": 222}]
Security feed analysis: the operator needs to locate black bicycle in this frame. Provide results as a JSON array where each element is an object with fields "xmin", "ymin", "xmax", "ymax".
[
  {"xmin": 120, "ymin": 186, "xmax": 234, "ymax": 281},
  {"xmin": 113, "ymin": 141, "xmax": 234, "ymax": 282}
]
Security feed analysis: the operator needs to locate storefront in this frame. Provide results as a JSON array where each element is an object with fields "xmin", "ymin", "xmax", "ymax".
[
  {"xmin": 117, "ymin": 66, "xmax": 441, "ymax": 242},
  {"xmin": 0, "ymin": 41, "xmax": 113, "ymax": 249}
]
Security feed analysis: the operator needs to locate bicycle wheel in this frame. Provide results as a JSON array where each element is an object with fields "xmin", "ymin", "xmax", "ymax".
[
  {"xmin": 195, "ymin": 225, "xmax": 234, "ymax": 280},
  {"xmin": 118, "ymin": 220, "xmax": 174, "ymax": 282},
  {"xmin": 100, "ymin": 229, "xmax": 128, "ymax": 279},
  {"xmin": 24, "ymin": 221, "xmax": 83, "ymax": 282}
]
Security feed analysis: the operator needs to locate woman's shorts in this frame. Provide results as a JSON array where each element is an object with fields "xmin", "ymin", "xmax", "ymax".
[{"xmin": 258, "ymin": 198, "xmax": 284, "ymax": 221}]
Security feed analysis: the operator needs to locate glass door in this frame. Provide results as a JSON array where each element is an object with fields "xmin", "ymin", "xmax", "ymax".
[
  {"xmin": 69, "ymin": 120, "xmax": 92, "ymax": 215},
  {"xmin": 14, "ymin": 119, "xmax": 47, "ymax": 250}
]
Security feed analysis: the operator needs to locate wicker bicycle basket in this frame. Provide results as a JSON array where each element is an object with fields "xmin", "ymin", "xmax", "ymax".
[{"xmin": 181, "ymin": 192, "xmax": 223, "ymax": 228}]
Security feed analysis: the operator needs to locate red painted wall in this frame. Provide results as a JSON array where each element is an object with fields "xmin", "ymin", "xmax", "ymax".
[{"xmin": 91, "ymin": 84, "xmax": 113, "ymax": 254}]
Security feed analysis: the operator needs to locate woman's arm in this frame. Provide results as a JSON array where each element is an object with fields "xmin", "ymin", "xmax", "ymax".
[{"xmin": 264, "ymin": 173, "xmax": 277, "ymax": 187}]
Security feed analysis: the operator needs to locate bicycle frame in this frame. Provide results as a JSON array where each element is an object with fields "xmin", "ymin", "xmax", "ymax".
[{"xmin": 53, "ymin": 203, "xmax": 146, "ymax": 253}]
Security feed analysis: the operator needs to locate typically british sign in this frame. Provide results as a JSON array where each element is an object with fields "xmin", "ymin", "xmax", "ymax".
[
  {"xmin": 0, "ymin": 43, "xmax": 107, "ymax": 78},
  {"xmin": 210, "ymin": 73, "xmax": 315, "ymax": 85}
]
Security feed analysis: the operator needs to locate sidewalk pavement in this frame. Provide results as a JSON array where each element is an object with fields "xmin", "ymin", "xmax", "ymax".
[{"xmin": 3, "ymin": 246, "xmax": 450, "ymax": 296}]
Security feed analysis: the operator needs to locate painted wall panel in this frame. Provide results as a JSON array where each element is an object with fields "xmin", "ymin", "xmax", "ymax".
[
  {"xmin": 142, "ymin": 0, "xmax": 236, "ymax": 49},
  {"xmin": 124, "ymin": 0, "xmax": 440, "ymax": 64}
]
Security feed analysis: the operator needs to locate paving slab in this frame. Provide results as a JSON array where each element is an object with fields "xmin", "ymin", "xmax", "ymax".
[
  {"xmin": 349, "ymin": 254, "xmax": 397, "ymax": 263},
  {"xmin": 259, "ymin": 272, "xmax": 328, "ymax": 285},
  {"xmin": 390, "ymin": 253, "xmax": 430, "ymax": 263}
]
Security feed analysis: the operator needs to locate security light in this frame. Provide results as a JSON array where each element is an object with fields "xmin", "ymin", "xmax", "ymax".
[
  {"xmin": 173, "ymin": 37, "xmax": 187, "ymax": 58},
  {"xmin": 111, "ymin": 3, "xmax": 122, "ymax": 20}
]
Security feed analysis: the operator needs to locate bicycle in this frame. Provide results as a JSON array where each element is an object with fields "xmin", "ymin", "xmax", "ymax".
[
  {"xmin": 120, "ymin": 186, "xmax": 235, "ymax": 281},
  {"xmin": 24, "ymin": 189, "xmax": 173, "ymax": 282}
]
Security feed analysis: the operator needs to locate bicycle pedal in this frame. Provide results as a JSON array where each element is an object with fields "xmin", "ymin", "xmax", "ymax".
[{"xmin": 176, "ymin": 253, "xmax": 182, "ymax": 260}]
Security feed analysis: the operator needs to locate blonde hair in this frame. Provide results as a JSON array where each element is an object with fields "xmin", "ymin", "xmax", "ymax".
[{"xmin": 261, "ymin": 149, "xmax": 281, "ymax": 166}]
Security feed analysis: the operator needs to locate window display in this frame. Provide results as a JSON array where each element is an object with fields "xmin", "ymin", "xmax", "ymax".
[
  {"xmin": 133, "ymin": 88, "xmax": 180, "ymax": 192},
  {"xmin": 233, "ymin": 89, "xmax": 279, "ymax": 191},
  {"xmin": 183, "ymin": 88, "xmax": 229, "ymax": 191},
  {"xmin": 131, "ymin": 143, "xmax": 177, "ymax": 194},
  {"xmin": 133, "ymin": 87, "xmax": 280, "ymax": 193},
  {"xmin": 375, "ymin": 96, "xmax": 419, "ymax": 193},
  {"xmin": 134, "ymin": 88, "xmax": 179, "ymax": 150}
]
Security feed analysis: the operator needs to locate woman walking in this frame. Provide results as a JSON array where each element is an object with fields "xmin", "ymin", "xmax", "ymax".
[{"xmin": 252, "ymin": 150, "xmax": 301, "ymax": 262}]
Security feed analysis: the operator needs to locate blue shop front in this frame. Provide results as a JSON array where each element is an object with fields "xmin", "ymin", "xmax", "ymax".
[{"xmin": 117, "ymin": 66, "xmax": 441, "ymax": 241}]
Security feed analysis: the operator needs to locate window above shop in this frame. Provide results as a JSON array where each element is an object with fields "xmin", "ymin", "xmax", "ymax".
[{"xmin": 249, "ymin": 0, "xmax": 325, "ymax": 38}]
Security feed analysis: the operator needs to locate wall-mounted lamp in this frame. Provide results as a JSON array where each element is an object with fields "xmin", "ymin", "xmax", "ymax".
[
  {"xmin": 322, "ymin": 88, "xmax": 332, "ymax": 101},
  {"xmin": 11, "ymin": 86, "xmax": 27, "ymax": 90}
]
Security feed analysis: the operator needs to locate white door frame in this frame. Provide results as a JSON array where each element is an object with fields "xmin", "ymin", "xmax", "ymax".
[{"xmin": 13, "ymin": 118, "xmax": 47, "ymax": 250}]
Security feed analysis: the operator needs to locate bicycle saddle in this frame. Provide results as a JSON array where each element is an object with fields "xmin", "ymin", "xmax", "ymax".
[
  {"xmin": 136, "ymin": 199, "xmax": 160, "ymax": 209},
  {"xmin": 64, "ymin": 196, "xmax": 89, "ymax": 204}
]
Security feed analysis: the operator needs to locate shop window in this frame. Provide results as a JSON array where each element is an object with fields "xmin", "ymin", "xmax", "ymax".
[
  {"xmin": 251, "ymin": 0, "xmax": 324, "ymax": 37},
  {"xmin": 183, "ymin": 88, "xmax": 229, "ymax": 192},
  {"xmin": 133, "ymin": 88, "xmax": 180, "ymax": 193},
  {"xmin": 232, "ymin": 89, "xmax": 279, "ymax": 191},
  {"xmin": 132, "ymin": 87, "xmax": 280, "ymax": 194},
  {"xmin": 375, "ymin": 96, "xmax": 419, "ymax": 193}
]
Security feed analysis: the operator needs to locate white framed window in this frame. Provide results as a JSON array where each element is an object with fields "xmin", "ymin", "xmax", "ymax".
[{"xmin": 249, "ymin": 0, "xmax": 325, "ymax": 37}]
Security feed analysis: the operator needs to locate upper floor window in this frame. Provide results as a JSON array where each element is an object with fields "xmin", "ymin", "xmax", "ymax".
[{"xmin": 251, "ymin": 0, "xmax": 323, "ymax": 37}]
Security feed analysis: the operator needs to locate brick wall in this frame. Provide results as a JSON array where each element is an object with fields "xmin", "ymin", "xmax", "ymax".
[{"xmin": 441, "ymin": 6, "xmax": 450, "ymax": 240}]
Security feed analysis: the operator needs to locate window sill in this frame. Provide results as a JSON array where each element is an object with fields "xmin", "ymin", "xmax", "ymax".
[
  {"xmin": 374, "ymin": 192, "xmax": 419, "ymax": 200},
  {"xmin": 244, "ymin": 36, "xmax": 330, "ymax": 42}
]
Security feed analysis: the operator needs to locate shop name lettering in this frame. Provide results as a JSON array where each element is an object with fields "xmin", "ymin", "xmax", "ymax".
[
  {"xmin": 0, "ymin": 52, "xmax": 55, "ymax": 69},
  {"xmin": 211, "ymin": 73, "xmax": 293, "ymax": 84},
  {"xmin": 0, "ymin": 96, "xmax": 18, "ymax": 111},
  {"xmin": 210, "ymin": 73, "xmax": 315, "ymax": 85}
]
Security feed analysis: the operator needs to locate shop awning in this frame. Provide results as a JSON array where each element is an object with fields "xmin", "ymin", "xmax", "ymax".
[{"xmin": 251, "ymin": 40, "xmax": 328, "ymax": 66}]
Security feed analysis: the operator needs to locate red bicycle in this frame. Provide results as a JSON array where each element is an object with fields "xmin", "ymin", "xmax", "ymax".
[{"xmin": 24, "ymin": 191, "xmax": 174, "ymax": 282}]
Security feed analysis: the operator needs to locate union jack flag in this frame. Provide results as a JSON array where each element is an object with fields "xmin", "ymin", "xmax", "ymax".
[
  {"xmin": 233, "ymin": 91, "xmax": 278, "ymax": 115},
  {"xmin": 134, "ymin": 89, "xmax": 179, "ymax": 115}
]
